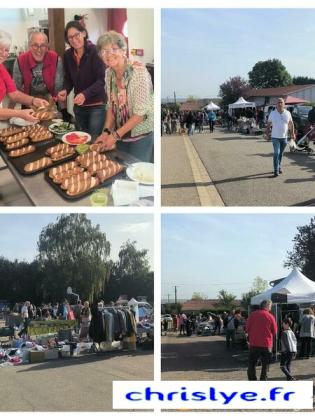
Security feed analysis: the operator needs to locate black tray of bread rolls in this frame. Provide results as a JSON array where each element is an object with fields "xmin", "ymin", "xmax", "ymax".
[
  {"xmin": 0, "ymin": 124, "xmax": 75, "ymax": 176},
  {"xmin": 44, "ymin": 150, "xmax": 126, "ymax": 201}
]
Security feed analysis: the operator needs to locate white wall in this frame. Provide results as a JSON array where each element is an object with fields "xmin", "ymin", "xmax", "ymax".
[
  {"xmin": 0, "ymin": 8, "xmax": 108, "ymax": 52},
  {"xmin": 0, "ymin": 9, "xmax": 48, "ymax": 52},
  {"xmin": 64, "ymin": 9, "xmax": 108, "ymax": 44},
  {"xmin": 127, "ymin": 9, "xmax": 154, "ymax": 65}
]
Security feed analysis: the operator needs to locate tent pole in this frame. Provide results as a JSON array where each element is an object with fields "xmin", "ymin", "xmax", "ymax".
[{"xmin": 275, "ymin": 303, "xmax": 278, "ymax": 361}]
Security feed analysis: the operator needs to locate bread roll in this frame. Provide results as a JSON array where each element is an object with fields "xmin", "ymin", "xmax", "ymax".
[
  {"xmin": 6, "ymin": 138, "xmax": 29, "ymax": 150},
  {"xmin": 0, "ymin": 127, "xmax": 24, "ymax": 137},
  {"xmin": 61, "ymin": 171, "xmax": 92, "ymax": 190},
  {"xmin": 66, "ymin": 177, "xmax": 99, "ymax": 196},
  {"xmin": 9, "ymin": 145, "xmax": 36, "ymax": 158},
  {"xmin": 52, "ymin": 167, "xmax": 84, "ymax": 184},
  {"xmin": 46, "ymin": 143, "xmax": 74, "ymax": 156},
  {"xmin": 75, "ymin": 150, "xmax": 99, "ymax": 164},
  {"xmin": 30, "ymin": 132, "xmax": 54, "ymax": 142},
  {"xmin": 87, "ymin": 159, "xmax": 118, "ymax": 174},
  {"xmin": 48, "ymin": 161, "xmax": 78, "ymax": 178},
  {"xmin": 24, "ymin": 157, "xmax": 52, "ymax": 172},
  {"xmin": 90, "ymin": 143, "xmax": 104, "ymax": 153},
  {"xmin": 95, "ymin": 162, "xmax": 124, "ymax": 182},
  {"xmin": 6, "ymin": 132, "xmax": 29, "ymax": 144},
  {"xmin": 79, "ymin": 153, "xmax": 107, "ymax": 168},
  {"xmin": 51, "ymin": 148, "xmax": 75, "ymax": 162}
]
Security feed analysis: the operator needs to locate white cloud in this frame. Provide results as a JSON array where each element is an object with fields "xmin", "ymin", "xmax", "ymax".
[{"xmin": 118, "ymin": 222, "xmax": 152, "ymax": 234}]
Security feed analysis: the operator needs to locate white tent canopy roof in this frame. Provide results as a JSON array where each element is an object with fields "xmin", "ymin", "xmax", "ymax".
[
  {"xmin": 251, "ymin": 267, "xmax": 315, "ymax": 305},
  {"xmin": 205, "ymin": 101, "xmax": 220, "ymax": 111},
  {"xmin": 228, "ymin": 96, "xmax": 256, "ymax": 109}
]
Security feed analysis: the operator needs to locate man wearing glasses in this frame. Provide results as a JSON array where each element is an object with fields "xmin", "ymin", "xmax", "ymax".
[
  {"xmin": 10, "ymin": 31, "xmax": 66, "ymax": 114},
  {"xmin": 266, "ymin": 98, "xmax": 296, "ymax": 177}
]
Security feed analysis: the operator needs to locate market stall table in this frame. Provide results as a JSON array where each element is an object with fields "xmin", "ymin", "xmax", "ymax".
[{"xmin": 0, "ymin": 122, "xmax": 153, "ymax": 206}]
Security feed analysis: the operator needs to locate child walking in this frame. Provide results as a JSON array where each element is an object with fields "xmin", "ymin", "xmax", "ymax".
[{"xmin": 280, "ymin": 318, "xmax": 297, "ymax": 381}]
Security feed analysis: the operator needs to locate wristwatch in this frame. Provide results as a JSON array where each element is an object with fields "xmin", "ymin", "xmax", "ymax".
[{"xmin": 103, "ymin": 128, "xmax": 111, "ymax": 135}]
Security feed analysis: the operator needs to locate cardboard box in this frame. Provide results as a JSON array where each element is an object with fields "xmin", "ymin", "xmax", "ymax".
[
  {"xmin": 29, "ymin": 350, "xmax": 45, "ymax": 363},
  {"xmin": 44, "ymin": 348, "xmax": 59, "ymax": 360}
]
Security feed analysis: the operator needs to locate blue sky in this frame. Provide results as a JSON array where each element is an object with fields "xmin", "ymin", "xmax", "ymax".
[
  {"xmin": 0, "ymin": 214, "xmax": 153, "ymax": 268},
  {"xmin": 161, "ymin": 213, "xmax": 314, "ymax": 300},
  {"xmin": 162, "ymin": 9, "xmax": 315, "ymax": 99}
]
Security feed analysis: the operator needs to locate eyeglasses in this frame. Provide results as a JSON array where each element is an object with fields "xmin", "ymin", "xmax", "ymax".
[
  {"xmin": 0, "ymin": 47, "xmax": 10, "ymax": 55},
  {"xmin": 100, "ymin": 48, "xmax": 121, "ymax": 56},
  {"xmin": 31, "ymin": 44, "xmax": 48, "ymax": 50},
  {"xmin": 68, "ymin": 32, "xmax": 82, "ymax": 42}
]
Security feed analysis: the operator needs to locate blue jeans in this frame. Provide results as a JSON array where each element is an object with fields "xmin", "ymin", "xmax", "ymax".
[
  {"xmin": 272, "ymin": 137, "xmax": 287, "ymax": 173},
  {"xmin": 117, "ymin": 132, "xmax": 154, "ymax": 162},
  {"xmin": 73, "ymin": 104, "xmax": 106, "ymax": 140}
]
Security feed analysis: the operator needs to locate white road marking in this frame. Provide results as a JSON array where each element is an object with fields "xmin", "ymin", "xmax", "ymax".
[{"xmin": 183, "ymin": 134, "xmax": 224, "ymax": 206}]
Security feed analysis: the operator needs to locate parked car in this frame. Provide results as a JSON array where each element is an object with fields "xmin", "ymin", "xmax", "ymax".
[
  {"xmin": 161, "ymin": 314, "xmax": 173, "ymax": 323},
  {"xmin": 291, "ymin": 105, "xmax": 313, "ymax": 137}
]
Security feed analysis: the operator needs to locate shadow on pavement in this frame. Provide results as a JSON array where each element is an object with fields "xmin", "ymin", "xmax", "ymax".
[
  {"xmin": 162, "ymin": 338, "xmax": 244, "ymax": 373},
  {"xmin": 162, "ymin": 181, "xmax": 214, "ymax": 189},
  {"xmin": 16, "ymin": 350, "xmax": 153, "ymax": 373}
]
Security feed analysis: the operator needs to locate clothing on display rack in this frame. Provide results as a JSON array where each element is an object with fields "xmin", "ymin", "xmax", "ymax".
[{"xmin": 89, "ymin": 306, "xmax": 137, "ymax": 344}]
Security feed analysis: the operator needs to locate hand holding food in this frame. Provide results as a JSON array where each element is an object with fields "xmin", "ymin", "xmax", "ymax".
[
  {"xmin": 18, "ymin": 109, "xmax": 39, "ymax": 123},
  {"xmin": 57, "ymin": 90, "xmax": 68, "ymax": 102},
  {"xmin": 73, "ymin": 93, "xmax": 86, "ymax": 106},
  {"xmin": 32, "ymin": 98, "xmax": 49, "ymax": 109},
  {"xmin": 95, "ymin": 133, "xmax": 116, "ymax": 151}
]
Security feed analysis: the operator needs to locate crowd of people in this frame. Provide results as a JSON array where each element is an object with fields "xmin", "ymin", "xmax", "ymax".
[
  {"xmin": 161, "ymin": 106, "xmax": 267, "ymax": 137},
  {"xmin": 0, "ymin": 18, "xmax": 154, "ymax": 162},
  {"xmin": 162, "ymin": 301, "xmax": 315, "ymax": 381},
  {"xmin": 11, "ymin": 300, "xmax": 92, "ymax": 340}
]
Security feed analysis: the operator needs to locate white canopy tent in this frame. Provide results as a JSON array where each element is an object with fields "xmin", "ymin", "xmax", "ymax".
[
  {"xmin": 205, "ymin": 101, "xmax": 220, "ymax": 111},
  {"xmin": 250, "ymin": 268, "xmax": 315, "ymax": 359},
  {"xmin": 251, "ymin": 267, "xmax": 315, "ymax": 305},
  {"xmin": 228, "ymin": 97, "xmax": 256, "ymax": 110}
]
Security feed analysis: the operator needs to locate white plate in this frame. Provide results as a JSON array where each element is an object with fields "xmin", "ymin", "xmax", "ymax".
[
  {"xmin": 126, "ymin": 162, "xmax": 154, "ymax": 185},
  {"xmin": 9, "ymin": 117, "xmax": 36, "ymax": 127},
  {"xmin": 62, "ymin": 131, "xmax": 91, "ymax": 145},
  {"xmin": 49, "ymin": 122, "xmax": 75, "ymax": 135}
]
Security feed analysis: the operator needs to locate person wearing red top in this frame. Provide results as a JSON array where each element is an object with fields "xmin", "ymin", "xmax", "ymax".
[
  {"xmin": 246, "ymin": 299, "xmax": 278, "ymax": 380},
  {"xmin": 0, "ymin": 30, "xmax": 48, "ymax": 121}
]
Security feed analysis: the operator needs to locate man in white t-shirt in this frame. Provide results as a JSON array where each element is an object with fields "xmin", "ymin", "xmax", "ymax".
[{"xmin": 266, "ymin": 98, "xmax": 295, "ymax": 177}]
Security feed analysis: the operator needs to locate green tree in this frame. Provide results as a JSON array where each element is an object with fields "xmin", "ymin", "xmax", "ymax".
[
  {"xmin": 249, "ymin": 59, "xmax": 292, "ymax": 88},
  {"xmin": 106, "ymin": 240, "xmax": 153, "ymax": 303},
  {"xmin": 191, "ymin": 292, "xmax": 208, "ymax": 300},
  {"xmin": 0, "ymin": 257, "xmax": 42, "ymax": 305},
  {"xmin": 187, "ymin": 95, "xmax": 198, "ymax": 101},
  {"xmin": 241, "ymin": 276, "xmax": 268, "ymax": 308},
  {"xmin": 284, "ymin": 217, "xmax": 315, "ymax": 280},
  {"xmin": 292, "ymin": 76, "xmax": 315, "ymax": 85},
  {"xmin": 37, "ymin": 214, "xmax": 111, "ymax": 303},
  {"xmin": 219, "ymin": 76, "xmax": 250, "ymax": 107},
  {"xmin": 252, "ymin": 276, "xmax": 268, "ymax": 293},
  {"xmin": 161, "ymin": 303, "xmax": 182, "ymax": 315},
  {"xmin": 217, "ymin": 289, "xmax": 237, "ymax": 309}
]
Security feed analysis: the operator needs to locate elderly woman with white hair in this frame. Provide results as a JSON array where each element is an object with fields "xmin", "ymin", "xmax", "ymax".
[
  {"xmin": 0, "ymin": 30, "xmax": 48, "ymax": 121},
  {"xmin": 95, "ymin": 31, "xmax": 154, "ymax": 162}
]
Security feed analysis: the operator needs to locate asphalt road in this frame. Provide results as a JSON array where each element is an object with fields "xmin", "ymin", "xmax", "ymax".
[
  {"xmin": 161, "ymin": 333, "xmax": 315, "ymax": 384},
  {"xmin": 0, "ymin": 350, "xmax": 153, "ymax": 411},
  {"xmin": 162, "ymin": 129, "xmax": 315, "ymax": 206},
  {"xmin": 161, "ymin": 333, "xmax": 315, "ymax": 412}
]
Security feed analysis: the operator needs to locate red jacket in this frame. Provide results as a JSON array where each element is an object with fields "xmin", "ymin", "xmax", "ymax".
[
  {"xmin": 246, "ymin": 309, "xmax": 277, "ymax": 348},
  {"xmin": 17, "ymin": 50, "xmax": 58, "ymax": 96}
]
